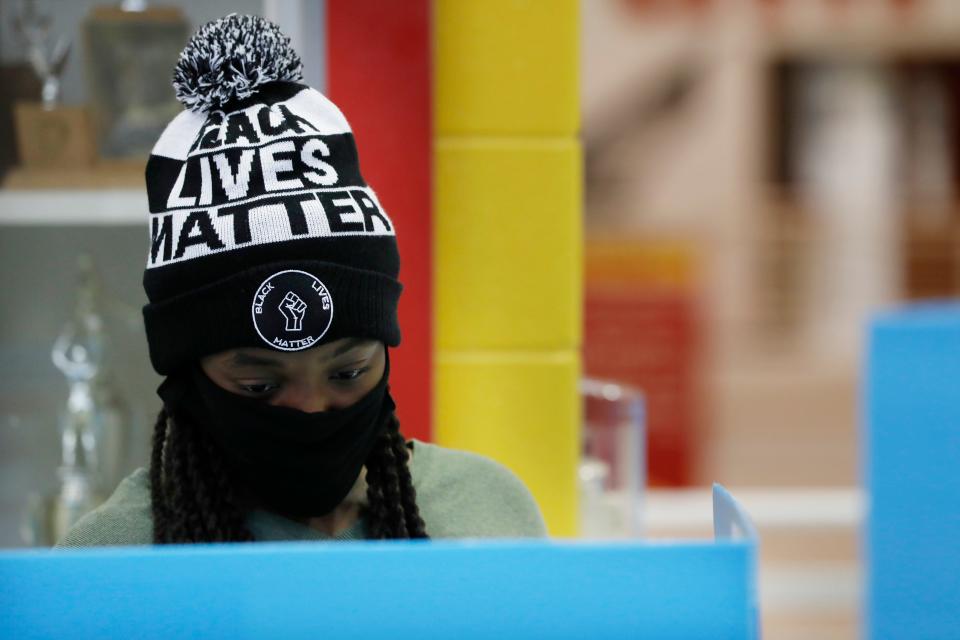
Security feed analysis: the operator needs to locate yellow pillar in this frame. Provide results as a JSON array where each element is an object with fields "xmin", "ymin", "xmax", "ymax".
[{"xmin": 434, "ymin": 0, "xmax": 581, "ymax": 536}]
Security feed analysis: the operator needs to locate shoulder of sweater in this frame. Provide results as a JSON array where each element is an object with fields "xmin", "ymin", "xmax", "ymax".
[
  {"xmin": 408, "ymin": 440, "xmax": 548, "ymax": 539},
  {"xmin": 54, "ymin": 467, "xmax": 154, "ymax": 548}
]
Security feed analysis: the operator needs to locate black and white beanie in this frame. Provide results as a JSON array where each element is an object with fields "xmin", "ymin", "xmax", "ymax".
[{"xmin": 141, "ymin": 14, "xmax": 401, "ymax": 376}]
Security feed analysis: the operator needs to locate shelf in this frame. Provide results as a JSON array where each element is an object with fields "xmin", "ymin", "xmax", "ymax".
[
  {"xmin": 0, "ymin": 188, "xmax": 146, "ymax": 225},
  {"xmin": 2, "ymin": 162, "xmax": 144, "ymax": 189},
  {"xmin": 767, "ymin": 29, "xmax": 960, "ymax": 59},
  {"xmin": 0, "ymin": 161, "xmax": 146, "ymax": 226},
  {"xmin": 645, "ymin": 486, "xmax": 863, "ymax": 532}
]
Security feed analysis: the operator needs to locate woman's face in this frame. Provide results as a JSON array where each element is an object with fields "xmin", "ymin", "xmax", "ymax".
[{"xmin": 200, "ymin": 337, "xmax": 385, "ymax": 413}]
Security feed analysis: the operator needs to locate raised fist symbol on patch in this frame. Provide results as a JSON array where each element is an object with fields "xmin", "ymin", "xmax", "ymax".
[{"xmin": 279, "ymin": 291, "xmax": 307, "ymax": 331}]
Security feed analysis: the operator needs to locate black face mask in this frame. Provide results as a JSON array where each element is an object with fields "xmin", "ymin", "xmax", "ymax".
[{"xmin": 156, "ymin": 350, "xmax": 394, "ymax": 518}]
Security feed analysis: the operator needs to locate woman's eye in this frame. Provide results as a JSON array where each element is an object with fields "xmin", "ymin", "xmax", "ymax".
[
  {"xmin": 238, "ymin": 383, "xmax": 278, "ymax": 395},
  {"xmin": 331, "ymin": 367, "xmax": 368, "ymax": 382}
]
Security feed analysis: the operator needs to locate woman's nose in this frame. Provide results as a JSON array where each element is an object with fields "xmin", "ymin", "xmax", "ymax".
[{"xmin": 270, "ymin": 382, "xmax": 333, "ymax": 413}]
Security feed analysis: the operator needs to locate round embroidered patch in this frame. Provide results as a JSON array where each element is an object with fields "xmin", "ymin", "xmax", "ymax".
[{"xmin": 250, "ymin": 270, "xmax": 333, "ymax": 351}]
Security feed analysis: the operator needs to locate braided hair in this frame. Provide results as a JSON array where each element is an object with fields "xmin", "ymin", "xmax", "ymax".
[{"xmin": 148, "ymin": 404, "xmax": 428, "ymax": 543}]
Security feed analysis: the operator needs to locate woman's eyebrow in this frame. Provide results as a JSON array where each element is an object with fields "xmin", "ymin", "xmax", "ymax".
[
  {"xmin": 330, "ymin": 337, "xmax": 372, "ymax": 358},
  {"xmin": 228, "ymin": 352, "xmax": 283, "ymax": 368},
  {"xmin": 228, "ymin": 339, "xmax": 373, "ymax": 368}
]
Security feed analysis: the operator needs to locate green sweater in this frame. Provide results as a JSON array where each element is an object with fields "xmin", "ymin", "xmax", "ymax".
[{"xmin": 56, "ymin": 440, "xmax": 547, "ymax": 546}]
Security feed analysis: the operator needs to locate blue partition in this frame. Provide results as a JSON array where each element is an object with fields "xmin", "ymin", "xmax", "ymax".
[
  {"xmin": 1, "ymin": 538, "xmax": 757, "ymax": 639},
  {"xmin": 866, "ymin": 303, "xmax": 960, "ymax": 639}
]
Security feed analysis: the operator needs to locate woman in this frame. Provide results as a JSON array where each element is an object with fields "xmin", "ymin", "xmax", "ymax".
[{"xmin": 57, "ymin": 14, "xmax": 545, "ymax": 546}]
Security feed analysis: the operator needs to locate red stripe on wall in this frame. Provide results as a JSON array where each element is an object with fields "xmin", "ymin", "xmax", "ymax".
[{"xmin": 326, "ymin": 1, "xmax": 433, "ymax": 442}]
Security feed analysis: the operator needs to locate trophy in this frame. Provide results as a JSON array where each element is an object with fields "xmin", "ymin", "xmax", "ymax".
[
  {"xmin": 13, "ymin": 0, "xmax": 71, "ymax": 110},
  {"xmin": 11, "ymin": 0, "xmax": 96, "ymax": 169},
  {"xmin": 22, "ymin": 254, "xmax": 131, "ymax": 546}
]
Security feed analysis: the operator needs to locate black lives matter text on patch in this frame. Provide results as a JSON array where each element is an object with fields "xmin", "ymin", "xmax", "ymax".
[
  {"xmin": 251, "ymin": 270, "xmax": 334, "ymax": 351},
  {"xmin": 148, "ymin": 187, "xmax": 394, "ymax": 267}
]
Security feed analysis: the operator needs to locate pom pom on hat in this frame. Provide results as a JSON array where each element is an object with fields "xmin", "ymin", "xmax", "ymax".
[{"xmin": 172, "ymin": 13, "xmax": 303, "ymax": 114}]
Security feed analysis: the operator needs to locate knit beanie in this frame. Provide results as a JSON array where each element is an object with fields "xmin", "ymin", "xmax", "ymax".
[{"xmin": 141, "ymin": 14, "xmax": 401, "ymax": 376}]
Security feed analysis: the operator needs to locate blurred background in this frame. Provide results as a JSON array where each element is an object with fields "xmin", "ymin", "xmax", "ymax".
[
  {"xmin": 2, "ymin": 0, "xmax": 959, "ymax": 638},
  {"xmin": 582, "ymin": 1, "xmax": 960, "ymax": 637}
]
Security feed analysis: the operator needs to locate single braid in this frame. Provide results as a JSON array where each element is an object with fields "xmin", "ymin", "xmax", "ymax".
[
  {"xmin": 363, "ymin": 413, "xmax": 429, "ymax": 539},
  {"xmin": 176, "ymin": 415, "xmax": 212, "ymax": 541},
  {"xmin": 183, "ymin": 414, "xmax": 228, "ymax": 541},
  {"xmin": 380, "ymin": 432, "xmax": 406, "ymax": 537},
  {"xmin": 162, "ymin": 414, "xmax": 197, "ymax": 541},
  {"xmin": 363, "ymin": 439, "xmax": 389, "ymax": 539},
  {"xmin": 148, "ymin": 407, "xmax": 171, "ymax": 543},
  {"xmin": 389, "ymin": 417, "xmax": 428, "ymax": 538}
]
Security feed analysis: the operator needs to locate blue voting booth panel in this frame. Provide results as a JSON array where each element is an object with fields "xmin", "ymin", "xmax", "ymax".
[
  {"xmin": 0, "ymin": 539, "xmax": 757, "ymax": 640},
  {"xmin": 866, "ymin": 303, "xmax": 960, "ymax": 639}
]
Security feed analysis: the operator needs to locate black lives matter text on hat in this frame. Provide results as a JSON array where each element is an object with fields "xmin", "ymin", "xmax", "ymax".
[
  {"xmin": 146, "ymin": 88, "xmax": 396, "ymax": 269},
  {"xmin": 141, "ymin": 14, "xmax": 402, "ymax": 376}
]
